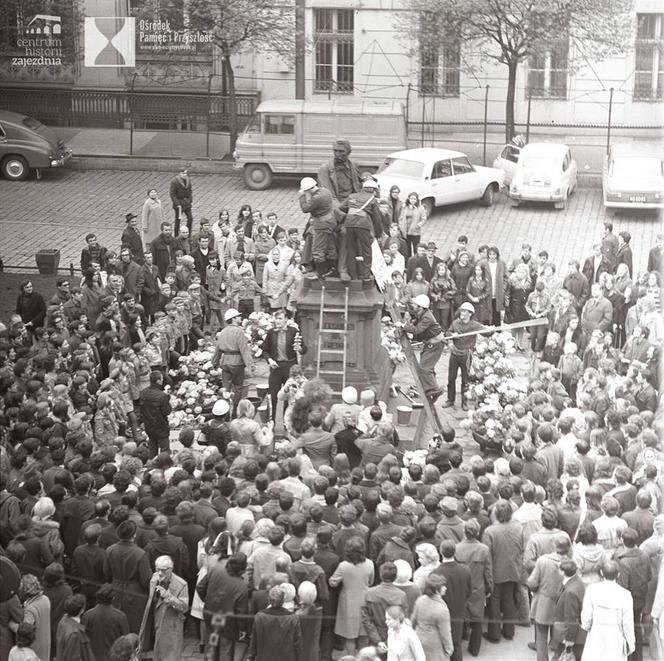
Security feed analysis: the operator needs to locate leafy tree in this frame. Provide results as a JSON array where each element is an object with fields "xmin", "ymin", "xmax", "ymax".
[{"xmin": 398, "ymin": 0, "xmax": 633, "ymax": 141}]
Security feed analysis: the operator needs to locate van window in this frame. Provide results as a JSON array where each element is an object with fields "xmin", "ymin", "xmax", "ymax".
[
  {"xmin": 264, "ymin": 115, "xmax": 295, "ymax": 135},
  {"xmin": 451, "ymin": 157, "xmax": 474, "ymax": 175},
  {"xmin": 432, "ymin": 160, "xmax": 452, "ymax": 178}
]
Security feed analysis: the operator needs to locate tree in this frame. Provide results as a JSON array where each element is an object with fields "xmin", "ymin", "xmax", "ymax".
[
  {"xmin": 134, "ymin": 0, "xmax": 295, "ymax": 149},
  {"xmin": 397, "ymin": 0, "xmax": 633, "ymax": 141}
]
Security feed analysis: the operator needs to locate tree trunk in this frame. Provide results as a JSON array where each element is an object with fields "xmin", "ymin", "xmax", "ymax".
[
  {"xmin": 223, "ymin": 52, "xmax": 238, "ymax": 151},
  {"xmin": 505, "ymin": 59, "xmax": 518, "ymax": 143}
]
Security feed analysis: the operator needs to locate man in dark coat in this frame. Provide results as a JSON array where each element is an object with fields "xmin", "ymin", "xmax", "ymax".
[
  {"xmin": 433, "ymin": 540, "xmax": 472, "ymax": 661},
  {"xmin": 151, "ymin": 222, "xmax": 175, "ymax": 280},
  {"xmin": 408, "ymin": 241, "xmax": 443, "ymax": 282},
  {"xmin": 248, "ymin": 584, "xmax": 303, "ymax": 661},
  {"xmin": 580, "ymin": 283, "xmax": 613, "ymax": 334},
  {"xmin": 81, "ymin": 583, "xmax": 129, "ymax": 661},
  {"xmin": 313, "ymin": 529, "xmax": 340, "ymax": 661},
  {"xmin": 600, "ymin": 221, "xmax": 619, "ymax": 273},
  {"xmin": 263, "ymin": 309, "xmax": 306, "ymax": 417},
  {"xmin": 582, "ymin": 243, "xmax": 608, "ymax": 284},
  {"xmin": 15, "ymin": 280, "xmax": 46, "ymax": 331},
  {"xmin": 71, "ymin": 524, "xmax": 109, "ymax": 610},
  {"xmin": 80, "ymin": 232, "xmax": 108, "ymax": 271},
  {"xmin": 298, "ymin": 177, "xmax": 337, "ymax": 280},
  {"xmin": 56, "ymin": 594, "xmax": 95, "ymax": 661},
  {"xmin": 119, "ymin": 247, "xmax": 145, "ymax": 300},
  {"xmin": 121, "ymin": 213, "xmax": 145, "ymax": 265},
  {"xmin": 141, "ymin": 251, "xmax": 160, "ymax": 320},
  {"xmin": 169, "ymin": 502, "xmax": 206, "ymax": 591},
  {"xmin": 139, "ymin": 371, "xmax": 172, "ymax": 458},
  {"xmin": 104, "ymin": 519, "xmax": 152, "ymax": 634},
  {"xmin": 617, "ymin": 231, "xmax": 633, "ymax": 277},
  {"xmin": 169, "ymin": 165, "xmax": 193, "ymax": 236},
  {"xmin": 551, "ymin": 559, "xmax": 586, "ymax": 661},
  {"xmin": 144, "ymin": 515, "xmax": 189, "ymax": 578},
  {"xmin": 197, "ymin": 552, "xmax": 250, "ymax": 659},
  {"xmin": 361, "ymin": 562, "xmax": 408, "ymax": 645},
  {"xmin": 647, "ymin": 233, "xmax": 664, "ymax": 274},
  {"xmin": 60, "ymin": 474, "xmax": 95, "ymax": 556},
  {"xmin": 562, "ymin": 259, "xmax": 591, "ymax": 312}
]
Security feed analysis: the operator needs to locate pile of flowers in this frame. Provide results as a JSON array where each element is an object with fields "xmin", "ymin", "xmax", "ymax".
[
  {"xmin": 402, "ymin": 448, "xmax": 428, "ymax": 467},
  {"xmin": 461, "ymin": 331, "xmax": 527, "ymax": 445},
  {"xmin": 381, "ymin": 316, "xmax": 406, "ymax": 365},
  {"xmin": 242, "ymin": 311, "xmax": 301, "ymax": 359}
]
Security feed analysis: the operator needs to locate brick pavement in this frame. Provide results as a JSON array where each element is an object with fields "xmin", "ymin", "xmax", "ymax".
[{"xmin": 0, "ymin": 169, "xmax": 660, "ymax": 273}]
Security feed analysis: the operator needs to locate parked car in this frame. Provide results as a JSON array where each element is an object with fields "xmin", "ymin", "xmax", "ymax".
[
  {"xmin": 602, "ymin": 143, "xmax": 664, "ymax": 211},
  {"xmin": 233, "ymin": 99, "xmax": 407, "ymax": 190},
  {"xmin": 374, "ymin": 147, "xmax": 505, "ymax": 216},
  {"xmin": 494, "ymin": 142, "xmax": 577, "ymax": 210},
  {"xmin": 0, "ymin": 110, "xmax": 71, "ymax": 181}
]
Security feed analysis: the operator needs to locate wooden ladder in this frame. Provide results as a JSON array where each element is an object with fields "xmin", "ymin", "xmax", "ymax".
[{"xmin": 315, "ymin": 285, "xmax": 350, "ymax": 393}]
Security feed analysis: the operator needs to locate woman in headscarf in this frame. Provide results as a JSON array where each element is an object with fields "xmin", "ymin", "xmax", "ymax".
[
  {"xmin": 31, "ymin": 498, "xmax": 64, "ymax": 565},
  {"xmin": 18, "ymin": 574, "xmax": 50, "ymax": 661}
]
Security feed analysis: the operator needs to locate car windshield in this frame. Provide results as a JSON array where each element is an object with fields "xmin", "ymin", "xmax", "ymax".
[
  {"xmin": 522, "ymin": 156, "xmax": 557, "ymax": 171},
  {"xmin": 611, "ymin": 157, "xmax": 663, "ymax": 178},
  {"xmin": 378, "ymin": 158, "xmax": 424, "ymax": 179},
  {"xmin": 22, "ymin": 116, "xmax": 44, "ymax": 131}
]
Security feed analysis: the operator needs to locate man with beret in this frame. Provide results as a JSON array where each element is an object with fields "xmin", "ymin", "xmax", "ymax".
[{"xmin": 121, "ymin": 213, "xmax": 145, "ymax": 265}]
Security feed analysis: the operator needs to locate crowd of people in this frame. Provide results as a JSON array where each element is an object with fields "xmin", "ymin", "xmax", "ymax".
[{"xmin": 0, "ymin": 139, "xmax": 662, "ymax": 661}]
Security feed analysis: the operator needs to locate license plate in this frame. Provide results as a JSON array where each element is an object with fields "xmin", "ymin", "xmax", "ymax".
[{"xmin": 630, "ymin": 196, "xmax": 646, "ymax": 203}]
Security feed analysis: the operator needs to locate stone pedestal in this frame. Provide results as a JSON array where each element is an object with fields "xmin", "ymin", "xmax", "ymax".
[{"xmin": 298, "ymin": 278, "xmax": 384, "ymax": 393}]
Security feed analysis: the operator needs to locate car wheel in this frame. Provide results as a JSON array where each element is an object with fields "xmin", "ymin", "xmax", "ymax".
[
  {"xmin": 244, "ymin": 163, "xmax": 273, "ymax": 191},
  {"xmin": 421, "ymin": 198, "xmax": 434, "ymax": 217},
  {"xmin": 481, "ymin": 184, "xmax": 496, "ymax": 207},
  {"xmin": 554, "ymin": 191, "xmax": 568, "ymax": 210},
  {"xmin": 1, "ymin": 155, "xmax": 29, "ymax": 181},
  {"xmin": 510, "ymin": 198, "xmax": 520, "ymax": 208}
]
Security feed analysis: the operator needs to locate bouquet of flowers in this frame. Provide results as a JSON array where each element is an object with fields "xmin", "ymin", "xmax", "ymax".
[
  {"xmin": 402, "ymin": 448, "xmax": 428, "ymax": 468},
  {"xmin": 168, "ymin": 339, "xmax": 223, "ymax": 383},
  {"xmin": 167, "ymin": 378, "xmax": 231, "ymax": 430},
  {"xmin": 381, "ymin": 316, "xmax": 406, "ymax": 365},
  {"xmin": 241, "ymin": 311, "xmax": 300, "ymax": 359}
]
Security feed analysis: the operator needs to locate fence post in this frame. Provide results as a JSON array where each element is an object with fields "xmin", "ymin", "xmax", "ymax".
[
  {"xmin": 421, "ymin": 91, "xmax": 425, "ymax": 148},
  {"xmin": 526, "ymin": 87, "xmax": 532, "ymax": 143},
  {"xmin": 129, "ymin": 72, "xmax": 137, "ymax": 156},
  {"xmin": 206, "ymin": 74, "xmax": 213, "ymax": 159},
  {"xmin": 482, "ymin": 85, "xmax": 489, "ymax": 166},
  {"xmin": 606, "ymin": 87, "xmax": 614, "ymax": 155}
]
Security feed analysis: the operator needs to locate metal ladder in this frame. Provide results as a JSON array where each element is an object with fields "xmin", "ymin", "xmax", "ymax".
[{"xmin": 315, "ymin": 285, "xmax": 349, "ymax": 392}]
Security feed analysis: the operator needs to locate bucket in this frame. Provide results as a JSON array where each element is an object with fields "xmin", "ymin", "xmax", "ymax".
[
  {"xmin": 256, "ymin": 383, "xmax": 269, "ymax": 400},
  {"xmin": 396, "ymin": 405, "xmax": 413, "ymax": 426},
  {"xmin": 257, "ymin": 404, "xmax": 270, "ymax": 423}
]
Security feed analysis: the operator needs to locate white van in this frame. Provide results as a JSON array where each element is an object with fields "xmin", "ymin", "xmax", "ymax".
[{"xmin": 233, "ymin": 99, "xmax": 407, "ymax": 190}]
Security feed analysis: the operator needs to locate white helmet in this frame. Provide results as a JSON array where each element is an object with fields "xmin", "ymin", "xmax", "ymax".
[
  {"xmin": 212, "ymin": 399, "xmax": 230, "ymax": 416},
  {"xmin": 459, "ymin": 302, "xmax": 475, "ymax": 314},
  {"xmin": 299, "ymin": 177, "xmax": 317, "ymax": 192},
  {"xmin": 362, "ymin": 178, "xmax": 379, "ymax": 189},
  {"xmin": 224, "ymin": 308, "xmax": 242, "ymax": 322},
  {"xmin": 341, "ymin": 386, "xmax": 358, "ymax": 405},
  {"xmin": 412, "ymin": 294, "xmax": 430, "ymax": 309}
]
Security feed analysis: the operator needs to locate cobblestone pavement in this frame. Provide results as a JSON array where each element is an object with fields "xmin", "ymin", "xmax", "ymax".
[{"xmin": 0, "ymin": 168, "xmax": 660, "ymax": 273}]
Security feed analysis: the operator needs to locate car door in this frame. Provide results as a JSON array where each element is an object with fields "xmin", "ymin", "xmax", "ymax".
[
  {"xmin": 429, "ymin": 158, "xmax": 454, "ymax": 205},
  {"xmin": 0, "ymin": 122, "xmax": 8, "ymax": 160},
  {"xmin": 262, "ymin": 113, "xmax": 297, "ymax": 171},
  {"xmin": 451, "ymin": 156, "xmax": 478, "ymax": 202},
  {"xmin": 493, "ymin": 144, "xmax": 520, "ymax": 185}
]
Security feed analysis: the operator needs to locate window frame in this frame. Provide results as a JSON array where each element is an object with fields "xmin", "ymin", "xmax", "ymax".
[
  {"xmin": 451, "ymin": 157, "xmax": 475, "ymax": 175},
  {"xmin": 634, "ymin": 13, "xmax": 664, "ymax": 101},
  {"xmin": 263, "ymin": 114, "xmax": 296, "ymax": 136},
  {"xmin": 431, "ymin": 159, "xmax": 452, "ymax": 179},
  {"xmin": 313, "ymin": 8, "xmax": 355, "ymax": 95},
  {"xmin": 418, "ymin": 35, "xmax": 461, "ymax": 97}
]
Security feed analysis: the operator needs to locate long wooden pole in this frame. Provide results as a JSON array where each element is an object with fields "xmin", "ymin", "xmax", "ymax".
[{"xmin": 444, "ymin": 317, "xmax": 549, "ymax": 341}]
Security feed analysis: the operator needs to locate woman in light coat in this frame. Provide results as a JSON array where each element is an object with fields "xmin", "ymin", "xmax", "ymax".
[
  {"xmin": 262, "ymin": 248, "xmax": 288, "ymax": 310},
  {"xmin": 141, "ymin": 188, "xmax": 164, "ymax": 247},
  {"xmin": 385, "ymin": 604, "xmax": 426, "ymax": 661},
  {"xmin": 411, "ymin": 574, "xmax": 453, "ymax": 661},
  {"xmin": 19, "ymin": 574, "xmax": 51, "ymax": 661},
  {"xmin": 398, "ymin": 193, "xmax": 427, "ymax": 259}
]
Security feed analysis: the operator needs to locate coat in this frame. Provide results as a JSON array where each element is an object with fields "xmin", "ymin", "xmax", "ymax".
[
  {"xmin": 318, "ymin": 158, "xmax": 362, "ymax": 201},
  {"xmin": 411, "ymin": 594, "xmax": 454, "ymax": 661},
  {"xmin": 329, "ymin": 559, "xmax": 375, "ymax": 639},
  {"xmin": 616, "ymin": 244, "xmax": 633, "ymax": 277},
  {"xmin": 455, "ymin": 539, "xmax": 493, "ymax": 620},
  {"xmin": 151, "ymin": 233, "xmax": 174, "ymax": 280},
  {"xmin": 22, "ymin": 594, "xmax": 50, "ymax": 661},
  {"xmin": 483, "ymin": 259, "xmax": 509, "ymax": 310},
  {"xmin": 196, "ymin": 561, "xmax": 249, "ymax": 636},
  {"xmin": 262, "ymin": 260, "xmax": 288, "ymax": 308},
  {"xmin": 614, "ymin": 545, "xmax": 652, "ymax": 610},
  {"xmin": 581, "ymin": 580, "xmax": 635, "ymax": 661},
  {"xmin": 141, "ymin": 263, "xmax": 159, "ymax": 317},
  {"xmin": 121, "ymin": 227, "xmax": 145, "ymax": 264},
  {"xmin": 432, "ymin": 561, "xmax": 472, "ymax": 631},
  {"xmin": 141, "ymin": 198, "xmax": 164, "ymax": 246},
  {"xmin": 581, "ymin": 295, "xmax": 613, "ymax": 333},
  {"xmin": 482, "ymin": 521, "xmax": 524, "ymax": 584},
  {"xmin": 139, "ymin": 385, "xmax": 171, "ymax": 439},
  {"xmin": 55, "ymin": 615, "xmax": 94, "ymax": 661},
  {"xmin": 551, "ymin": 574, "xmax": 586, "ymax": 647},
  {"xmin": 528, "ymin": 552, "xmax": 565, "ymax": 625},
  {"xmin": 361, "ymin": 582, "xmax": 408, "ymax": 645},
  {"xmin": 81, "ymin": 603, "xmax": 129, "ymax": 661},
  {"xmin": 248, "ymin": 606, "xmax": 303, "ymax": 661},
  {"xmin": 169, "ymin": 175, "xmax": 192, "ymax": 210},
  {"xmin": 140, "ymin": 572, "xmax": 188, "ymax": 661},
  {"xmin": 398, "ymin": 205, "xmax": 427, "ymax": 237},
  {"xmin": 386, "ymin": 623, "xmax": 426, "ymax": 661}
]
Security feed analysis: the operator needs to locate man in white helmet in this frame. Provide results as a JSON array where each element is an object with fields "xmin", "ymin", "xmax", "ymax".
[
  {"xmin": 298, "ymin": 176, "xmax": 338, "ymax": 279},
  {"xmin": 401, "ymin": 294, "xmax": 446, "ymax": 402},
  {"xmin": 338, "ymin": 178, "xmax": 385, "ymax": 281},
  {"xmin": 443, "ymin": 301, "xmax": 489, "ymax": 410},
  {"xmin": 212, "ymin": 307, "xmax": 254, "ymax": 414}
]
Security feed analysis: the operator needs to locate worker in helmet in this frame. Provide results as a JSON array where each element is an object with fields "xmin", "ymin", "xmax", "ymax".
[
  {"xmin": 400, "ymin": 294, "xmax": 446, "ymax": 402},
  {"xmin": 212, "ymin": 307, "xmax": 255, "ymax": 414},
  {"xmin": 298, "ymin": 177, "xmax": 337, "ymax": 280},
  {"xmin": 443, "ymin": 302, "xmax": 489, "ymax": 410}
]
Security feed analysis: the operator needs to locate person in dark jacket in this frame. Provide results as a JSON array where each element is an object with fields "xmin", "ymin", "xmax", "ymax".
[
  {"xmin": 551, "ymin": 559, "xmax": 586, "ymax": 661},
  {"xmin": 615, "ymin": 528, "xmax": 651, "ymax": 661},
  {"xmin": 197, "ymin": 552, "xmax": 250, "ymax": 659},
  {"xmin": 298, "ymin": 177, "xmax": 337, "ymax": 280},
  {"xmin": 61, "ymin": 475, "xmax": 96, "ymax": 560},
  {"xmin": 433, "ymin": 540, "xmax": 472, "ymax": 661},
  {"xmin": 139, "ymin": 371, "xmax": 172, "ymax": 458},
  {"xmin": 248, "ymin": 584, "xmax": 303, "ymax": 661},
  {"xmin": 169, "ymin": 166, "xmax": 193, "ymax": 236},
  {"xmin": 71, "ymin": 524, "xmax": 109, "ymax": 610},
  {"xmin": 80, "ymin": 232, "xmax": 108, "ymax": 271},
  {"xmin": 141, "ymin": 251, "xmax": 160, "ymax": 321},
  {"xmin": 15, "ymin": 280, "xmax": 46, "ymax": 331},
  {"xmin": 56, "ymin": 594, "xmax": 95, "ymax": 661},
  {"xmin": 81, "ymin": 583, "xmax": 130, "ymax": 661},
  {"xmin": 617, "ymin": 231, "xmax": 633, "ymax": 277},
  {"xmin": 121, "ymin": 213, "xmax": 145, "ymax": 265},
  {"xmin": 144, "ymin": 515, "xmax": 189, "ymax": 578},
  {"xmin": 151, "ymin": 223, "xmax": 175, "ymax": 280}
]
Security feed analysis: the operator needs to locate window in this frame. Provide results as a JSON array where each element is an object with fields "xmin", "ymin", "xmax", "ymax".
[
  {"xmin": 451, "ymin": 157, "xmax": 474, "ymax": 175},
  {"xmin": 432, "ymin": 160, "xmax": 452, "ymax": 179},
  {"xmin": 419, "ymin": 33, "xmax": 460, "ymax": 97},
  {"xmin": 264, "ymin": 115, "xmax": 295, "ymax": 135},
  {"xmin": 528, "ymin": 40, "xmax": 569, "ymax": 98},
  {"xmin": 501, "ymin": 145, "xmax": 520, "ymax": 163},
  {"xmin": 634, "ymin": 13, "xmax": 664, "ymax": 100},
  {"xmin": 314, "ymin": 9, "xmax": 354, "ymax": 94}
]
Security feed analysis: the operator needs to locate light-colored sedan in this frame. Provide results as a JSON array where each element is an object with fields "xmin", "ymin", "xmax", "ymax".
[
  {"xmin": 375, "ymin": 147, "xmax": 505, "ymax": 216},
  {"xmin": 603, "ymin": 143, "xmax": 664, "ymax": 210},
  {"xmin": 494, "ymin": 142, "xmax": 577, "ymax": 210}
]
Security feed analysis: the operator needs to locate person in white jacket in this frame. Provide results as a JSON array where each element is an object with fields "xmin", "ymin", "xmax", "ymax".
[{"xmin": 381, "ymin": 604, "xmax": 426, "ymax": 661}]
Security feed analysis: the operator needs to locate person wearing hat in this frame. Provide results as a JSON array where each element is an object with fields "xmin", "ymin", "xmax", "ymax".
[
  {"xmin": 298, "ymin": 176, "xmax": 338, "ymax": 280},
  {"xmin": 401, "ymin": 294, "xmax": 445, "ymax": 402},
  {"xmin": 408, "ymin": 241, "xmax": 442, "ymax": 283},
  {"xmin": 121, "ymin": 213, "xmax": 145, "ymax": 265},
  {"xmin": 443, "ymin": 302, "xmax": 489, "ymax": 410},
  {"xmin": 338, "ymin": 178, "xmax": 385, "ymax": 281},
  {"xmin": 212, "ymin": 307, "xmax": 254, "ymax": 414},
  {"xmin": 325, "ymin": 386, "xmax": 362, "ymax": 435}
]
